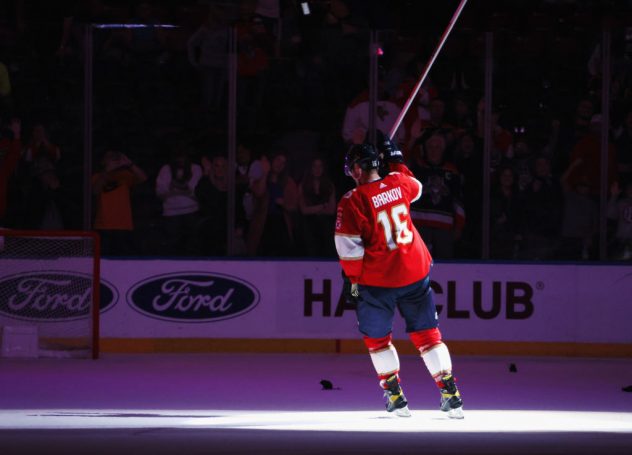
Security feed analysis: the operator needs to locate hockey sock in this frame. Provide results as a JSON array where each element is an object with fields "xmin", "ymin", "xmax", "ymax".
[
  {"xmin": 409, "ymin": 328, "xmax": 453, "ymax": 382},
  {"xmin": 364, "ymin": 334, "xmax": 401, "ymax": 382},
  {"xmin": 421, "ymin": 343, "xmax": 453, "ymax": 383},
  {"xmin": 409, "ymin": 327, "xmax": 443, "ymax": 353}
]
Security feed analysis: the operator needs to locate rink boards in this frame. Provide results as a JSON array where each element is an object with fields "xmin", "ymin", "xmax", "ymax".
[{"xmin": 2, "ymin": 258, "xmax": 631, "ymax": 354}]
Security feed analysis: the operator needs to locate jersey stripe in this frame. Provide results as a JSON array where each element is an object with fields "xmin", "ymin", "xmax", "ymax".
[{"xmin": 335, "ymin": 234, "xmax": 365, "ymax": 260}]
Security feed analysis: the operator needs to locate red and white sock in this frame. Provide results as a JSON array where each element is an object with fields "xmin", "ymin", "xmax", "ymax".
[{"xmin": 364, "ymin": 334, "xmax": 400, "ymax": 386}]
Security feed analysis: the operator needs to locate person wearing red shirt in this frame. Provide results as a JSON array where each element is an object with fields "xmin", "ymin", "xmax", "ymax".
[
  {"xmin": 566, "ymin": 114, "xmax": 617, "ymax": 197},
  {"xmin": 334, "ymin": 132, "xmax": 463, "ymax": 419},
  {"xmin": 0, "ymin": 118, "xmax": 22, "ymax": 224}
]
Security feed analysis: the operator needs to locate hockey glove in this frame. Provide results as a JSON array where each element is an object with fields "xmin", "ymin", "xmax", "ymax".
[
  {"xmin": 341, "ymin": 272, "xmax": 359, "ymax": 304},
  {"xmin": 376, "ymin": 129, "xmax": 404, "ymax": 164},
  {"xmin": 351, "ymin": 283, "xmax": 359, "ymax": 298}
]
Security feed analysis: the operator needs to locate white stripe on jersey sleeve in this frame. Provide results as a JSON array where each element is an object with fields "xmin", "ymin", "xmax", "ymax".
[
  {"xmin": 411, "ymin": 177, "xmax": 423, "ymax": 202},
  {"xmin": 335, "ymin": 234, "xmax": 365, "ymax": 260}
]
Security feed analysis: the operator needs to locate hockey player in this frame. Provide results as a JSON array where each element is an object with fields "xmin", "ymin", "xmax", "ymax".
[{"xmin": 334, "ymin": 131, "xmax": 463, "ymax": 418}]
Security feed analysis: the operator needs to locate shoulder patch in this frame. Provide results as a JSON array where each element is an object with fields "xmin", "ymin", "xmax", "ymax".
[{"xmin": 343, "ymin": 189, "xmax": 356, "ymax": 199}]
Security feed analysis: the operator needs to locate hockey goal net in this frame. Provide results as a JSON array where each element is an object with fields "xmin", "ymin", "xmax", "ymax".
[{"xmin": 0, "ymin": 230, "xmax": 100, "ymax": 359}]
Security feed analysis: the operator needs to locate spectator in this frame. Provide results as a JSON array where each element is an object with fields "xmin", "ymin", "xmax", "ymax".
[
  {"xmin": 100, "ymin": 2, "xmax": 164, "ymax": 63},
  {"xmin": 236, "ymin": 140, "xmax": 254, "ymax": 188},
  {"xmin": 409, "ymin": 133, "xmax": 465, "ymax": 259},
  {"xmin": 274, "ymin": 123, "xmax": 321, "ymax": 184},
  {"xmin": 607, "ymin": 181, "xmax": 632, "ymax": 260},
  {"xmin": 0, "ymin": 59, "xmax": 11, "ymax": 115},
  {"xmin": 382, "ymin": 49, "xmax": 411, "ymax": 103},
  {"xmin": 120, "ymin": 1, "xmax": 168, "ymax": 103},
  {"xmin": 448, "ymin": 94, "xmax": 475, "ymax": 137},
  {"xmin": 155, "ymin": 148, "xmax": 202, "ymax": 255},
  {"xmin": 0, "ymin": 117, "xmax": 21, "ymax": 225},
  {"xmin": 540, "ymin": 118, "xmax": 562, "ymax": 164},
  {"xmin": 521, "ymin": 156, "xmax": 563, "ymax": 260},
  {"xmin": 614, "ymin": 109, "xmax": 632, "ymax": 186},
  {"xmin": 453, "ymin": 132, "xmax": 483, "ymax": 257},
  {"xmin": 552, "ymin": 98, "xmax": 595, "ymax": 173},
  {"xmin": 245, "ymin": 148, "xmax": 268, "ymax": 255},
  {"xmin": 509, "ymin": 133, "xmax": 535, "ymax": 192},
  {"xmin": 236, "ymin": 3, "xmax": 274, "ymax": 130},
  {"xmin": 298, "ymin": 157, "xmax": 336, "ymax": 257},
  {"xmin": 196, "ymin": 154, "xmax": 247, "ymax": 256},
  {"xmin": 558, "ymin": 158, "xmax": 598, "ymax": 260},
  {"xmin": 277, "ymin": 0, "xmax": 302, "ymax": 57},
  {"xmin": 196, "ymin": 154, "xmax": 228, "ymax": 255},
  {"xmin": 317, "ymin": 0, "xmax": 368, "ymax": 105},
  {"xmin": 249, "ymin": 149, "xmax": 298, "ymax": 256},
  {"xmin": 254, "ymin": 0, "xmax": 281, "ymax": 39},
  {"xmin": 235, "ymin": 138, "xmax": 259, "ymax": 223},
  {"xmin": 24, "ymin": 157, "xmax": 64, "ymax": 230},
  {"xmin": 406, "ymin": 98, "xmax": 456, "ymax": 155},
  {"xmin": 92, "ymin": 150, "xmax": 147, "ymax": 255},
  {"xmin": 57, "ymin": 0, "xmax": 111, "ymax": 59},
  {"xmin": 187, "ymin": 7, "xmax": 228, "ymax": 117},
  {"xmin": 490, "ymin": 166, "xmax": 524, "ymax": 259},
  {"xmin": 24, "ymin": 124, "xmax": 60, "ymax": 164},
  {"xmin": 341, "ymin": 85, "xmax": 403, "ymax": 145},
  {"xmin": 393, "ymin": 64, "xmax": 438, "ymax": 126},
  {"xmin": 475, "ymin": 99, "xmax": 513, "ymax": 169},
  {"xmin": 566, "ymin": 114, "xmax": 617, "ymax": 197}
]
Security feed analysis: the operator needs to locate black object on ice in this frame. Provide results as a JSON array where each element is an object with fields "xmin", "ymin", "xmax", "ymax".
[
  {"xmin": 509, "ymin": 363, "xmax": 517, "ymax": 373},
  {"xmin": 622, "ymin": 385, "xmax": 632, "ymax": 392},
  {"xmin": 320, "ymin": 379, "xmax": 333, "ymax": 390},
  {"xmin": 320, "ymin": 379, "xmax": 341, "ymax": 390}
]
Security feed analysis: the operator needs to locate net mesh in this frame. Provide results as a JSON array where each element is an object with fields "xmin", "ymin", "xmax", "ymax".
[{"xmin": 0, "ymin": 232, "xmax": 98, "ymax": 358}]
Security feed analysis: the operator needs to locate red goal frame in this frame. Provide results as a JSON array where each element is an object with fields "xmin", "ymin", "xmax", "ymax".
[{"xmin": 0, "ymin": 229, "xmax": 101, "ymax": 359}]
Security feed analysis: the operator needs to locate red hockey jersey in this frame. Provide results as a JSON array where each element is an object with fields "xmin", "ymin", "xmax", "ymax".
[{"xmin": 335, "ymin": 164, "xmax": 433, "ymax": 288}]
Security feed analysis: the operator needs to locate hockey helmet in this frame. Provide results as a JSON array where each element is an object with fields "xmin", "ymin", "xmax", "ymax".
[{"xmin": 344, "ymin": 143, "xmax": 380, "ymax": 177}]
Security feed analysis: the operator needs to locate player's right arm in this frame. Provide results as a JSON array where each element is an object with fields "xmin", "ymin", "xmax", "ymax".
[{"xmin": 334, "ymin": 191, "xmax": 366, "ymax": 284}]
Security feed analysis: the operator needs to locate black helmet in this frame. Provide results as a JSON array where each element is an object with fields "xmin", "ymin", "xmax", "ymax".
[{"xmin": 344, "ymin": 143, "xmax": 380, "ymax": 176}]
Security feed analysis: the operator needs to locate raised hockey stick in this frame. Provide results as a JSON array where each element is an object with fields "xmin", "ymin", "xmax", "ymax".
[{"xmin": 388, "ymin": 0, "xmax": 469, "ymax": 140}]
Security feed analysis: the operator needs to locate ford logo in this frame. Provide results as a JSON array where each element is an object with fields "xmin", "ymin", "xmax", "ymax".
[
  {"xmin": 0, "ymin": 271, "xmax": 118, "ymax": 322},
  {"xmin": 127, "ymin": 272, "xmax": 260, "ymax": 322}
]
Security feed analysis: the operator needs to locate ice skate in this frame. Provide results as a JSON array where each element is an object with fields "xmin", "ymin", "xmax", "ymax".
[
  {"xmin": 438, "ymin": 374, "xmax": 464, "ymax": 419},
  {"xmin": 381, "ymin": 374, "xmax": 411, "ymax": 417}
]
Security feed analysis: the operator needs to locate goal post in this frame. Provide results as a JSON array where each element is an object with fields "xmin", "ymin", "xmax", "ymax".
[{"xmin": 0, "ymin": 230, "xmax": 101, "ymax": 359}]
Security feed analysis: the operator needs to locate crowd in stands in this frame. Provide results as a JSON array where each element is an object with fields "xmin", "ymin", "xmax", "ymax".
[{"xmin": 1, "ymin": 0, "xmax": 632, "ymax": 261}]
